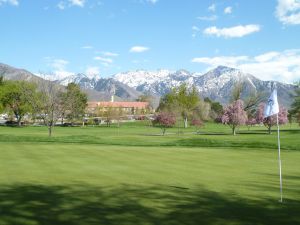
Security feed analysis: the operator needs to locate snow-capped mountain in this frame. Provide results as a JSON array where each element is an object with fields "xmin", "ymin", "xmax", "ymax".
[
  {"xmin": 193, "ymin": 66, "xmax": 295, "ymax": 106},
  {"xmin": 55, "ymin": 73, "xmax": 98, "ymax": 89},
  {"xmin": 114, "ymin": 66, "xmax": 296, "ymax": 106},
  {"xmin": 55, "ymin": 73, "xmax": 143, "ymax": 101},
  {"xmin": 1, "ymin": 62, "xmax": 296, "ymax": 107},
  {"xmin": 114, "ymin": 69, "xmax": 200, "ymax": 95}
]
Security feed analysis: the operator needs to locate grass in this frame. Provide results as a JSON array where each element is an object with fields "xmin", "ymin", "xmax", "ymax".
[
  {"xmin": 0, "ymin": 122, "xmax": 300, "ymax": 224},
  {"xmin": 0, "ymin": 122, "xmax": 299, "ymax": 150}
]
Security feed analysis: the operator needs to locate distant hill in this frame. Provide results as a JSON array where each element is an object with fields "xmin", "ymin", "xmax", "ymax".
[
  {"xmin": 0, "ymin": 63, "xmax": 139, "ymax": 102},
  {"xmin": 0, "ymin": 63, "xmax": 44, "ymax": 83}
]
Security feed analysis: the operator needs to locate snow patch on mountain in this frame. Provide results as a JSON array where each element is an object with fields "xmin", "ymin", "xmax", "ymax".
[{"xmin": 114, "ymin": 69, "xmax": 172, "ymax": 89}]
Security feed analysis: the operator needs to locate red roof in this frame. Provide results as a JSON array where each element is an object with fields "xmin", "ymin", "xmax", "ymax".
[{"xmin": 87, "ymin": 101, "xmax": 149, "ymax": 109}]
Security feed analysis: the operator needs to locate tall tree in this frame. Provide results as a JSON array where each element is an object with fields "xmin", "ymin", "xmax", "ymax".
[
  {"xmin": 193, "ymin": 100, "xmax": 211, "ymax": 121},
  {"xmin": 158, "ymin": 84, "xmax": 199, "ymax": 128},
  {"xmin": 35, "ymin": 80, "xmax": 63, "ymax": 137},
  {"xmin": 231, "ymin": 80, "xmax": 264, "ymax": 112},
  {"xmin": 136, "ymin": 94, "xmax": 155, "ymax": 112},
  {"xmin": 290, "ymin": 81, "xmax": 300, "ymax": 125},
  {"xmin": 231, "ymin": 81, "xmax": 244, "ymax": 102},
  {"xmin": 0, "ymin": 80, "xmax": 37, "ymax": 126},
  {"xmin": 221, "ymin": 100, "xmax": 248, "ymax": 135},
  {"xmin": 0, "ymin": 76, "xmax": 4, "ymax": 112},
  {"xmin": 204, "ymin": 97, "xmax": 223, "ymax": 120},
  {"xmin": 61, "ymin": 83, "xmax": 87, "ymax": 123}
]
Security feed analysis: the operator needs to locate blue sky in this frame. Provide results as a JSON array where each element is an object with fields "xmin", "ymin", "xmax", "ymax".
[{"xmin": 0, "ymin": 0, "xmax": 300, "ymax": 83}]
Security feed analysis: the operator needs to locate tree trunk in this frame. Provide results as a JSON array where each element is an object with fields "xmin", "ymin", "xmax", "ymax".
[
  {"xmin": 14, "ymin": 112, "xmax": 22, "ymax": 126},
  {"xmin": 17, "ymin": 117, "xmax": 22, "ymax": 126},
  {"xmin": 184, "ymin": 117, "xmax": 188, "ymax": 128},
  {"xmin": 162, "ymin": 128, "xmax": 166, "ymax": 136},
  {"xmin": 268, "ymin": 126, "xmax": 271, "ymax": 134},
  {"xmin": 232, "ymin": 126, "xmax": 236, "ymax": 135},
  {"xmin": 48, "ymin": 125, "xmax": 52, "ymax": 137}
]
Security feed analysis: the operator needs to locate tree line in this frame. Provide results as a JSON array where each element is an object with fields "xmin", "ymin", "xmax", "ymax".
[
  {"xmin": 1, "ymin": 77, "xmax": 299, "ymax": 137},
  {"xmin": 0, "ymin": 77, "xmax": 87, "ymax": 136},
  {"xmin": 153, "ymin": 81, "xmax": 300, "ymax": 135}
]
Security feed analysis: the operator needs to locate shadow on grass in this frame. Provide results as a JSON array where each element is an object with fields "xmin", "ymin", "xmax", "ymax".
[
  {"xmin": 239, "ymin": 129, "xmax": 300, "ymax": 135},
  {"xmin": 0, "ymin": 184, "xmax": 299, "ymax": 225},
  {"xmin": 172, "ymin": 138, "xmax": 278, "ymax": 149}
]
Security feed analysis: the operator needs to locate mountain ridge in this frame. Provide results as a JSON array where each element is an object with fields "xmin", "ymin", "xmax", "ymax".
[{"xmin": 0, "ymin": 63, "xmax": 296, "ymax": 107}]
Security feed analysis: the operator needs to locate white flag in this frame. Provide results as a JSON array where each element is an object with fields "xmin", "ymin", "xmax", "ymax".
[{"xmin": 264, "ymin": 89, "xmax": 279, "ymax": 118}]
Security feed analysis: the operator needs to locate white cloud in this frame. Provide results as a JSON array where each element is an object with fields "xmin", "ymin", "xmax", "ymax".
[
  {"xmin": 192, "ymin": 26, "xmax": 201, "ymax": 38},
  {"xmin": 57, "ymin": 0, "xmax": 85, "ymax": 9},
  {"xmin": 254, "ymin": 51, "xmax": 280, "ymax": 62},
  {"xmin": 138, "ymin": 0, "xmax": 158, "ymax": 4},
  {"xmin": 146, "ymin": 0, "xmax": 158, "ymax": 4},
  {"xmin": 69, "ymin": 0, "xmax": 85, "ymax": 7},
  {"xmin": 94, "ymin": 56, "xmax": 113, "ymax": 64},
  {"xmin": 192, "ymin": 56, "xmax": 249, "ymax": 67},
  {"xmin": 192, "ymin": 26, "xmax": 200, "ymax": 31},
  {"xmin": 203, "ymin": 24, "xmax": 260, "ymax": 38},
  {"xmin": 276, "ymin": 0, "xmax": 300, "ymax": 25},
  {"xmin": 52, "ymin": 70, "xmax": 74, "ymax": 80},
  {"xmin": 208, "ymin": 3, "xmax": 216, "ymax": 12},
  {"xmin": 81, "ymin": 45, "xmax": 93, "ymax": 49},
  {"xmin": 0, "ymin": 0, "xmax": 19, "ymax": 6},
  {"xmin": 192, "ymin": 49, "xmax": 300, "ymax": 83},
  {"xmin": 197, "ymin": 15, "xmax": 218, "ymax": 21},
  {"xmin": 102, "ymin": 51, "xmax": 119, "ymax": 57},
  {"xmin": 85, "ymin": 66, "xmax": 100, "ymax": 78},
  {"xmin": 224, "ymin": 6, "xmax": 232, "ymax": 14},
  {"xmin": 129, "ymin": 46, "xmax": 150, "ymax": 53},
  {"xmin": 51, "ymin": 59, "xmax": 69, "ymax": 71},
  {"xmin": 57, "ymin": 1, "xmax": 65, "ymax": 9},
  {"xmin": 41, "ymin": 58, "xmax": 74, "ymax": 80}
]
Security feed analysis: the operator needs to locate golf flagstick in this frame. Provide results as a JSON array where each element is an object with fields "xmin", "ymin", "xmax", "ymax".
[
  {"xmin": 276, "ymin": 113, "xmax": 283, "ymax": 203},
  {"xmin": 264, "ymin": 88, "xmax": 282, "ymax": 202}
]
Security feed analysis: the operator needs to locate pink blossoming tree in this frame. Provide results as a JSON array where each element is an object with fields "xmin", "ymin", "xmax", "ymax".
[
  {"xmin": 221, "ymin": 100, "xmax": 248, "ymax": 135},
  {"xmin": 246, "ymin": 117, "xmax": 257, "ymax": 130},
  {"xmin": 153, "ymin": 112, "xmax": 176, "ymax": 135},
  {"xmin": 256, "ymin": 103, "xmax": 288, "ymax": 134},
  {"xmin": 191, "ymin": 118, "xmax": 204, "ymax": 133}
]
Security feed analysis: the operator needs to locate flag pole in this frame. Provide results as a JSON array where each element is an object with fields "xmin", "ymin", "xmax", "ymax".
[{"xmin": 276, "ymin": 113, "xmax": 283, "ymax": 203}]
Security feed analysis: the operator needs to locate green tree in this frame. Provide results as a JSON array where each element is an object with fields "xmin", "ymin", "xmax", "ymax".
[
  {"xmin": 204, "ymin": 97, "xmax": 223, "ymax": 120},
  {"xmin": 0, "ymin": 76, "xmax": 4, "ymax": 112},
  {"xmin": 136, "ymin": 94, "xmax": 155, "ymax": 112},
  {"xmin": 231, "ymin": 81, "xmax": 244, "ymax": 102},
  {"xmin": 231, "ymin": 81, "xmax": 264, "ymax": 112},
  {"xmin": 62, "ymin": 83, "xmax": 88, "ymax": 124},
  {"xmin": 0, "ymin": 80, "xmax": 37, "ymax": 126},
  {"xmin": 290, "ymin": 81, "xmax": 300, "ymax": 125},
  {"xmin": 193, "ymin": 100, "xmax": 211, "ymax": 121},
  {"xmin": 158, "ymin": 84, "xmax": 200, "ymax": 128}
]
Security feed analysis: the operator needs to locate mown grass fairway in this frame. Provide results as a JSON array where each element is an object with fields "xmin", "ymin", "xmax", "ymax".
[{"xmin": 0, "ymin": 123, "xmax": 300, "ymax": 225}]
